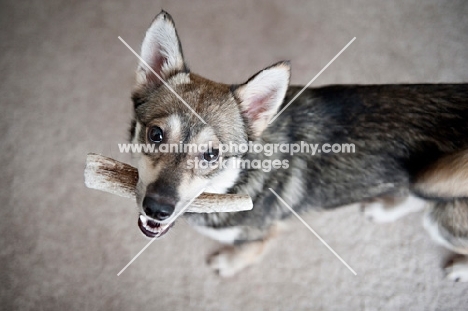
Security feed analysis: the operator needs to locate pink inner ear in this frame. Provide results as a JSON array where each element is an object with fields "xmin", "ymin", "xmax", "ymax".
[
  {"xmin": 146, "ymin": 45, "xmax": 166, "ymax": 85},
  {"xmin": 243, "ymin": 92, "xmax": 275, "ymax": 121}
]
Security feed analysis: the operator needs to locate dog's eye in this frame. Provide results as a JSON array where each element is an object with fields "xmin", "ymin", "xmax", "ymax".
[
  {"xmin": 203, "ymin": 148, "xmax": 219, "ymax": 162},
  {"xmin": 148, "ymin": 126, "xmax": 163, "ymax": 143}
]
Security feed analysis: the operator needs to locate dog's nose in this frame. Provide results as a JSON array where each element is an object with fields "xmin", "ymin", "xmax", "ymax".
[{"xmin": 142, "ymin": 196, "xmax": 175, "ymax": 221}]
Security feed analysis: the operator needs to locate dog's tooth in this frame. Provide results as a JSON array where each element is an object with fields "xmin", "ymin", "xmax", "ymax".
[
  {"xmin": 139, "ymin": 214, "xmax": 147, "ymax": 225},
  {"xmin": 144, "ymin": 223, "xmax": 158, "ymax": 233}
]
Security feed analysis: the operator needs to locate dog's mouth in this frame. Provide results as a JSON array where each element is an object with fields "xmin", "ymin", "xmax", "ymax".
[{"xmin": 138, "ymin": 214, "xmax": 174, "ymax": 238}]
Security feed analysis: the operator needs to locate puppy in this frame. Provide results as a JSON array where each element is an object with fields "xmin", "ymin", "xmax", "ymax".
[{"xmin": 128, "ymin": 11, "xmax": 468, "ymax": 280}]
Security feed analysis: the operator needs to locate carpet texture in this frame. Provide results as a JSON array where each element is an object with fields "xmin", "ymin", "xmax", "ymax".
[{"xmin": 1, "ymin": 0, "xmax": 468, "ymax": 310}]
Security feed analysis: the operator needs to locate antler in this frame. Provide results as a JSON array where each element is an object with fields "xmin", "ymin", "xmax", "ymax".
[{"xmin": 84, "ymin": 153, "xmax": 252, "ymax": 213}]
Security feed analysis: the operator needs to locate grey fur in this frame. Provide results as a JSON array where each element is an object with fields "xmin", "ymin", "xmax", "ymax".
[
  {"xmin": 184, "ymin": 84, "xmax": 468, "ymax": 242},
  {"xmin": 129, "ymin": 11, "xmax": 468, "ymax": 274}
]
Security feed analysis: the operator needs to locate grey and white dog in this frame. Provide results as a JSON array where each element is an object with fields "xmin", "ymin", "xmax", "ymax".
[{"xmin": 129, "ymin": 11, "xmax": 468, "ymax": 280}]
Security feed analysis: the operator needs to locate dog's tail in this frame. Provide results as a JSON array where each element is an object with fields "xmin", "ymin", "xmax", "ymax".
[{"xmin": 413, "ymin": 150, "xmax": 468, "ymax": 199}]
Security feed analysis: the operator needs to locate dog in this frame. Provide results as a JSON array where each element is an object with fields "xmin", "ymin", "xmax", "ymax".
[{"xmin": 128, "ymin": 11, "xmax": 468, "ymax": 280}]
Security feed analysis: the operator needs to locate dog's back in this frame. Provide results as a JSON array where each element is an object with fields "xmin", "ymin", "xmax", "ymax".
[{"xmin": 229, "ymin": 84, "xmax": 468, "ymax": 212}]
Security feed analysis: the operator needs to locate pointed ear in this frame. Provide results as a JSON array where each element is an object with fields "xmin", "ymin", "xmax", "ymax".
[
  {"xmin": 136, "ymin": 11, "xmax": 187, "ymax": 86},
  {"xmin": 233, "ymin": 61, "xmax": 290, "ymax": 138}
]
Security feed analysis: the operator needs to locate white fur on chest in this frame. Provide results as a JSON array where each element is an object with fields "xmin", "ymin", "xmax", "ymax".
[{"xmin": 194, "ymin": 226, "xmax": 242, "ymax": 244}]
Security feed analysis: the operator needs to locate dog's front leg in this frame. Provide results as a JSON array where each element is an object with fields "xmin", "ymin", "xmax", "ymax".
[{"xmin": 196, "ymin": 224, "xmax": 281, "ymax": 277}]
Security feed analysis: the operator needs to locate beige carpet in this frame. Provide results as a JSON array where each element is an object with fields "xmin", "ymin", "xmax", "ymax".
[{"xmin": 1, "ymin": 0, "xmax": 468, "ymax": 310}]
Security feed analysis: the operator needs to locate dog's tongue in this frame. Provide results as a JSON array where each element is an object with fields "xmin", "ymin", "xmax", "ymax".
[{"xmin": 138, "ymin": 215, "xmax": 173, "ymax": 238}]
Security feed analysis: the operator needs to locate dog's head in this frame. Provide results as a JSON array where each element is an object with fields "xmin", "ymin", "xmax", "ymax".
[{"xmin": 129, "ymin": 11, "xmax": 290, "ymax": 238}]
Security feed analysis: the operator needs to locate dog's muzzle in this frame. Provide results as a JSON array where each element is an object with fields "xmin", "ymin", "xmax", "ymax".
[{"xmin": 138, "ymin": 214, "xmax": 174, "ymax": 238}]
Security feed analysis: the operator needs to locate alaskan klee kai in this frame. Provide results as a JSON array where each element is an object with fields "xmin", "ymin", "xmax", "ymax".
[{"xmin": 129, "ymin": 11, "xmax": 468, "ymax": 280}]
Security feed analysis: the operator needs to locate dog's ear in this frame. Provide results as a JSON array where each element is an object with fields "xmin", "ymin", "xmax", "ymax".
[
  {"xmin": 233, "ymin": 61, "xmax": 290, "ymax": 138},
  {"xmin": 136, "ymin": 11, "xmax": 187, "ymax": 86}
]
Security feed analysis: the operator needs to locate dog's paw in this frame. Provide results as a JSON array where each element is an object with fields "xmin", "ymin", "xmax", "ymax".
[
  {"xmin": 207, "ymin": 242, "xmax": 266, "ymax": 277},
  {"xmin": 207, "ymin": 246, "xmax": 248, "ymax": 278},
  {"xmin": 361, "ymin": 196, "xmax": 426, "ymax": 223},
  {"xmin": 445, "ymin": 256, "xmax": 468, "ymax": 282},
  {"xmin": 361, "ymin": 201, "xmax": 398, "ymax": 223}
]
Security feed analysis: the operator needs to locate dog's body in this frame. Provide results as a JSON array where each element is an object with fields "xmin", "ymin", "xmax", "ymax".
[{"xmin": 129, "ymin": 11, "xmax": 468, "ymax": 280}]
